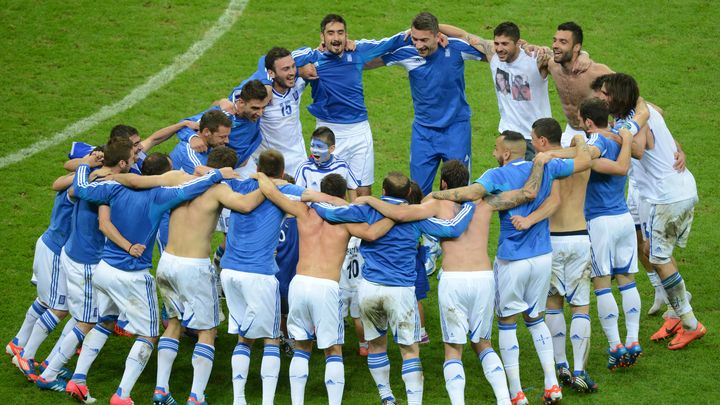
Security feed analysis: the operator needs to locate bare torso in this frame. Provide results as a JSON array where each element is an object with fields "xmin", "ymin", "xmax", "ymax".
[
  {"xmin": 165, "ymin": 184, "xmax": 223, "ymax": 259},
  {"xmin": 295, "ymin": 209, "xmax": 351, "ymax": 282},
  {"xmin": 548, "ymin": 61, "xmax": 613, "ymax": 129},
  {"xmin": 550, "ymin": 160, "xmax": 590, "ymax": 232},
  {"xmin": 437, "ymin": 200, "xmax": 493, "ymax": 271}
]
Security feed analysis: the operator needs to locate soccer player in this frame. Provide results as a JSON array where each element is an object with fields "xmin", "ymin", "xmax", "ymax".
[
  {"xmin": 220, "ymin": 149, "xmax": 344, "ymax": 405},
  {"xmin": 594, "ymin": 73, "xmax": 706, "ymax": 349},
  {"xmin": 292, "ymin": 14, "xmax": 409, "ymax": 196},
  {"xmin": 312, "ymin": 172, "xmax": 477, "ymax": 405},
  {"xmin": 256, "ymin": 172, "xmax": 394, "ymax": 405},
  {"xmin": 169, "ymin": 110, "xmax": 231, "ymax": 174},
  {"xmin": 69, "ymin": 153, "xmax": 233, "ymax": 405},
  {"xmin": 294, "ymin": 126, "xmax": 360, "ymax": 201},
  {"xmin": 433, "ymin": 129, "xmax": 590, "ymax": 405},
  {"xmin": 355, "ymin": 159, "xmax": 546, "ymax": 405},
  {"xmin": 340, "ymin": 234, "xmax": 368, "ymax": 356}
]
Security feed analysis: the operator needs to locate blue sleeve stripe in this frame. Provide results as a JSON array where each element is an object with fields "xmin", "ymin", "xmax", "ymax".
[
  {"xmin": 160, "ymin": 171, "xmax": 216, "ymax": 191},
  {"xmin": 186, "ymin": 143, "xmax": 202, "ymax": 168},
  {"xmin": 291, "ymin": 47, "xmax": 313, "ymax": 58},
  {"xmin": 425, "ymin": 202, "xmax": 473, "ymax": 226}
]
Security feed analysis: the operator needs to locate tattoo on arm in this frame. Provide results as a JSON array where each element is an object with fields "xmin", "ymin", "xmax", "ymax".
[{"xmin": 483, "ymin": 190, "xmax": 526, "ymax": 211}]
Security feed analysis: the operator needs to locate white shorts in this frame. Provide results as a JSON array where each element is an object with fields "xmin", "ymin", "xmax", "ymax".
[
  {"xmin": 61, "ymin": 249, "xmax": 98, "ymax": 323},
  {"xmin": 438, "ymin": 271, "xmax": 495, "ymax": 344},
  {"xmin": 287, "ymin": 275, "xmax": 344, "ymax": 349},
  {"xmin": 561, "ymin": 123, "xmax": 585, "ymax": 148},
  {"xmin": 638, "ymin": 198, "xmax": 651, "ymax": 240},
  {"xmin": 340, "ymin": 288, "xmax": 361, "ymax": 318},
  {"xmin": 93, "ymin": 260, "xmax": 159, "ymax": 337},
  {"xmin": 316, "ymin": 119, "xmax": 374, "ymax": 187},
  {"xmin": 358, "ymin": 279, "xmax": 419, "ymax": 346},
  {"xmin": 33, "ymin": 237, "xmax": 67, "ymax": 311},
  {"xmin": 648, "ymin": 197, "xmax": 697, "ymax": 265},
  {"xmin": 221, "ymin": 269, "xmax": 280, "ymax": 339},
  {"xmin": 494, "ymin": 253, "xmax": 552, "ymax": 318},
  {"xmin": 157, "ymin": 252, "xmax": 220, "ymax": 330},
  {"xmin": 549, "ymin": 234, "xmax": 592, "ymax": 306},
  {"xmin": 587, "ymin": 213, "xmax": 638, "ymax": 278},
  {"xmin": 627, "ymin": 182, "xmax": 641, "ymax": 225}
]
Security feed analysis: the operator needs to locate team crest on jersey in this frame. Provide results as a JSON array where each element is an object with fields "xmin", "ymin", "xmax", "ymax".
[
  {"xmin": 292, "ymin": 90, "xmax": 299, "ymax": 101},
  {"xmin": 346, "ymin": 54, "xmax": 353, "ymax": 62},
  {"xmin": 445, "ymin": 48, "xmax": 451, "ymax": 57}
]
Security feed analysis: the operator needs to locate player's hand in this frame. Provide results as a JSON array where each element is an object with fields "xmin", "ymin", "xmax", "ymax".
[
  {"xmin": 533, "ymin": 152, "xmax": 552, "ymax": 165},
  {"xmin": 438, "ymin": 33, "xmax": 449, "ymax": 48},
  {"xmin": 674, "ymin": 149, "xmax": 686, "ymax": 172},
  {"xmin": 345, "ymin": 39, "xmax": 356, "ymax": 51},
  {"xmin": 183, "ymin": 120, "xmax": 199, "ymax": 131},
  {"xmin": 82, "ymin": 151, "xmax": 103, "ymax": 167},
  {"xmin": 510, "ymin": 215, "xmax": 532, "ymax": 230},
  {"xmin": 189, "ymin": 136, "xmax": 207, "ymax": 153},
  {"xmin": 298, "ymin": 64, "xmax": 318, "ymax": 81},
  {"xmin": 194, "ymin": 165, "xmax": 211, "ymax": 176},
  {"xmin": 572, "ymin": 52, "xmax": 592, "ymax": 74},
  {"xmin": 128, "ymin": 243, "xmax": 145, "ymax": 258},
  {"xmin": 218, "ymin": 167, "xmax": 240, "ymax": 179}
]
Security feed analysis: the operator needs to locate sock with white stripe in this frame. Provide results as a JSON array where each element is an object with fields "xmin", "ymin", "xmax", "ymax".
[
  {"xmin": 526, "ymin": 318, "xmax": 558, "ymax": 390},
  {"xmin": 261, "ymin": 344, "xmax": 281, "ymax": 405},
  {"xmin": 367, "ymin": 352, "xmax": 394, "ymax": 401},
  {"xmin": 21, "ymin": 310, "xmax": 60, "ymax": 360},
  {"xmin": 325, "ymin": 355, "xmax": 344, "ymax": 405},
  {"xmin": 479, "ymin": 348, "xmax": 511, "ymax": 404},
  {"xmin": 190, "ymin": 343, "xmax": 215, "ymax": 403},
  {"xmin": 41, "ymin": 325, "xmax": 85, "ymax": 381},
  {"xmin": 155, "ymin": 337, "xmax": 179, "ymax": 392},
  {"xmin": 545, "ymin": 308, "xmax": 567, "ymax": 366},
  {"xmin": 619, "ymin": 282, "xmax": 641, "ymax": 344},
  {"xmin": 289, "ymin": 349, "xmax": 310, "ymax": 405},
  {"xmin": 595, "ymin": 288, "xmax": 622, "ymax": 347},
  {"xmin": 45, "ymin": 317, "xmax": 77, "ymax": 365},
  {"xmin": 13, "ymin": 298, "xmax": 47, "ymax": 348},
  {"xmin": 401, "ymin": 357, "xmax": 423, "ymax": 405},
  {"xmin": 661, "ymin": 272, "xmax": 698, "ymax": 330},
  {"xmin": 443, "ymin": 359, "xmax": 465, "ymax": 405},
  {"xmin": 498, "ymin": 322, "xmax": 522, "ymax": 398},
  {"xmin": 569, "ymin": 313, "xmax": 591, "ymax": 373},
  {"xmin": 71, "ymin": 324, "xmax": 112, "ymax": 383},
  {"xmin": 117, "ymin": 338, "xmax": 154, "ymax": 399},
  {"xmin": 231, "ymin": 343, "xmax": 251, "ymax": 405}
]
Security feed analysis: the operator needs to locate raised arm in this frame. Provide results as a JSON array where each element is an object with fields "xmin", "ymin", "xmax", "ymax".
[
  {"xmin": 53, "ymin": 173, "xmax": 75, "ymax": 192},
  {"xmin": 256, "ymin": 173, "xmax": 308, "ymax": 218},
  {"xmin": 107, "ymin": 170, "xmax": 192, "ymax": 189},
  {"xmin": 344, "ymin": 218, "xmax": 395, "ymax": 242},
  {"xmin": 591, "ymin": 128, "xmax": 633, "ymax": 176},
  {"xmin": 356, "ymin": 196, "xmax": 441, "ymax": 222},
  {"xmin": 141, "ymin": 120, "xmax": 198, "ymax": 152},
  {"xmin": 439, "ymin": 23, "xmax": 494, "ymax": 57},
  {"xmin": 98, "ymin": 205, "xmax": 144, "ymax": 257},
  {"xmin": 510, "ymin": 180, "xmax": 561, "ymax": 230},
  {"xmin": 432, "ymin": 183, "xmax": 487, "ymax": 202}
]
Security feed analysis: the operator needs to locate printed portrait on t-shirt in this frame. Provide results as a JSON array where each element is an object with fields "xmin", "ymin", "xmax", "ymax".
[
  {"xmin": 495, "ymin": 68, "xmax": 511, "ymax": 96},
  {"xmin": 511, "ymin": 74, "xmax": 531, "ymax": 101}
]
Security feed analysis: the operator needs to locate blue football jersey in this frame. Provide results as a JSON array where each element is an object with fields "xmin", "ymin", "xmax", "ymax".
[{"xmin": 585, "ymin": 133, "xmax": 629, "ymax": 220}]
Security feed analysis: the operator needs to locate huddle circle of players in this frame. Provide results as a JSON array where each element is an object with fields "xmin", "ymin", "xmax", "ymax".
[{"xmin": 8, "ymin": 11, "xmax": 704, "ymax": 405}]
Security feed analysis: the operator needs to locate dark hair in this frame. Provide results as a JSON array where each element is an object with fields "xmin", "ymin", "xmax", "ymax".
[
  {"xmin": 312, "ymin": 126, "xmax": 336, "ymax": 146},
  {"xmin": 258, "ymin": 149, "xmax": 284, "ymax": 178},
  {"xmin": 199, "ymin": 110, "xmax": 232, "ymax": 134},
  {"xmin": 265, "ymin": 47, "xmax": 292, "ymax": 72},
  {"xmin": 440, "ymin": 160, "xmax": 470, "ymax": 190},
  {"xmin": 406, "ymin": 181, "xmax": 424, "ymax": 204},
  {"xmin": 320, "ymin": 173, "xmax": 347, "ymax": 198},
  {"xmin": 103, "ymin": 137, "xmax": 133, "ymax": 167},
  {"xmin": 382, "ymin": 171, "xmax": 410, "ymax": 199},
  {"xmin": 109, "ymin": 124, "xmax": 138, "ymax": 140},
  {"xmin": 141, "ymin": 152, "xmax": 172, "ymax": 176},
  {"xmin": 592, "ymin": 73, "xmax": 639, "ymax": 118},
  {"xmin": 500, "ymin": 130, "xmax": 526, "ymax": 143},
  {"xmin": 579, "ymin": 97, "xmax": 610, "ymax": 128},
  {"xmin": 206, "ymin": 146, "xmax": 238, "ymax": 169},
  {"xmin": 557, "ymin": 21, "xmax": 583, "ymax": 45},
  {"xmin": 283, "ymin": 173, "xmax": 296, "ymax": 184},
  {"xmin": 531, "ymin": 118, "xmax": 562, "ymax": 144},
  {"xmin": 412, "ymin": 12, "xmax": 439, "ymax": 34},
  {"xmin": 493, "ymin": 21, "xmax": 520, "ymax": 42},
  {"xmin": 238, "ymin": 79, "xmax": 268, "ymax": 102},
  {"xmin": 320, "ymin": 14, "xmax": 346, "ymax": 32}
]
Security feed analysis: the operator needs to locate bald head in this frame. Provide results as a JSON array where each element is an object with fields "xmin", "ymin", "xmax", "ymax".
[
  {"xmin": 382, "ymin": 171, "xmax": 411, "ymax": 199},
  {"xmin": 493, "ymin": 130, "xmax": 526, "ymax": 166}
]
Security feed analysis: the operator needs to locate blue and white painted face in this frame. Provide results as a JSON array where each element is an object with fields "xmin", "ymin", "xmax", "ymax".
[{"xmin": 310, "ymin": 138, "xmax": 332, "ymax": 164}]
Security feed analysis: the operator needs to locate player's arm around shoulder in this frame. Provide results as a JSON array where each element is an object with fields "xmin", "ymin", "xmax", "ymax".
[
  {"xmin": 214, "ymin": 183, "xmax": 265, "ymax": 214},
  {"xmin": 108, "ymin": 170, "xmax": 191, "ymax": 189},
  {"xmin": 432, "ymin": 182, "xmax": 487, "ymax": 202},
  {"xmin": 344, "ymin": 217, "xmax": 395, "ymax": 242},
  {"xmin": 511, "ymin": 180, "xmax": 561, "ymax": 231},
  {"xmin": 355, "ymin": 196, "xmax": 439, "ymax": 222},
  {"xmin": 255, "ymin": 173, "xmax": 308, "ymax": 219}
]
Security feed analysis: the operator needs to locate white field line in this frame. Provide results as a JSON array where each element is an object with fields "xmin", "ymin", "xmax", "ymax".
[{"xmin": 0, "ymin": 0, "xmax": 249, "ymax": 169}]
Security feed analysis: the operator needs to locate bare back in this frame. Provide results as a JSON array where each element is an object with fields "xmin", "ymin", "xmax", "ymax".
[
  {"xmin": 295, "ymin": 209, "xmax": 352, "ymax": 282},
  {"xmin": 550, "ymin": 169, "xmax": 590, "ymax": 232},
  {"xmin": 548, "ymin": 61, "xmax": 612, "ymax": 129},
  {"xmin": 437, "ymin": 200, "xmax": 492, "ymax": 271},
  {"xmin": 165, "ymin": 184, "xmax": 223, "ymax": 258}
]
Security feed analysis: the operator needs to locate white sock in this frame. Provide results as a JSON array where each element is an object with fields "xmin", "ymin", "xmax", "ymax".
[
  {"xmin": 325, "ymin": 355, "xmax": 345, "ymax": 405},
  {"xmin": 544, "ymin": 309, "xmax": 567, "ymax": 366},
  {"xmin": 479, "ymin": 348, "xmax": 511, "ymax": 404},
  {"xmin": 14, "ymin": 298, "xmax": 47, "ymax": 347},
  {"xmin": 526, "ymin": 318, "xmax": 558, "ymax": 389},
  {"xmin": 619, "ymin": 282, "xmax": 641, "ymax": 344},
  {"xmin": 118, "ymin": 338, "xmax": 154, "ymax": 399},
  {"xmin": 498, "ymin": 322, "xmax": 522, "ymax": 397},
  {"xmin": 190, "ymin": 343, "xmax": 215, "ymax": 403},
  {"xmin": 368, "ymin": 352, "xmax": 394, "ymax": 401},
  {"xmin": 401, "ymin": 358, "xmax": 423, "ymax": 405},
  {"xmin": 156, "ymin": 337, "xmax": 179, "ymax": 392},
  {"xmin": 41, "ymin": 325, "xmax": 84, "ymax": 381},
  {"xmin": 595, "ymin": 288, "xmax": 621, "ymax": 347},
  {"xmin": 45, "ymin": 317, "xmax": 77, "ymax": 365},
  {"xmin": 21, "ymin": 310, "xmax": 60, "ymax": 360},
  {"xmin": 443, "ymin": 359, "xmax": 465, "ymax": 405},
  {"xmin": 231, "ymin": 343, "xmax": 251, "ymax": 405},
  {"xmin": 569, "ymin": 313, "xmax": 591, "ymax": 373},
  {"xmin": 661, "ymin": 272, "xmax": 698, "ymax": 330},
  {"xmin": 261, "ymin": 344, "xmax": 281, "ymax": 405},
  {"xmin": 71, "ymin": 324, "xmax": 112, "ymax": 383},
  {"xmin": 647, "ymin": 271, "xmax": 667, "ymax": 302},
  {"xmin": 289, "ymin": 349, "xmax": 310, "ymax": 405}
]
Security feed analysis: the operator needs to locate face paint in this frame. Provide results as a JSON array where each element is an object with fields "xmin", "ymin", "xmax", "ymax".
[{"xmin": 310, "ymin": 138, "xmax": 331, "ymax": 164}]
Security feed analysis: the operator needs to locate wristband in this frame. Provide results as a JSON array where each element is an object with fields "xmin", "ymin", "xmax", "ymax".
[{"xmin": 127, "ymin": 243, "xmax": 134, "ymax": 253}]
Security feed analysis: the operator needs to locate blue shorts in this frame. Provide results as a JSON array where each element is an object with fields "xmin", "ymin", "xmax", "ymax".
[{"xmin": 410, "ymin": 120, "xmax": 471, "ymax": 196}]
